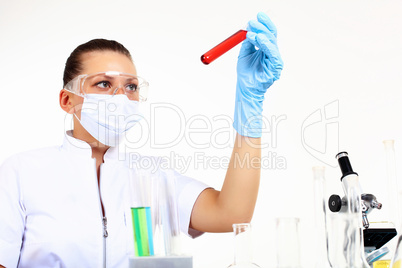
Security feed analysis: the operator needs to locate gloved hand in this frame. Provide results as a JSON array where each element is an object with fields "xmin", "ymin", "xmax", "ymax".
[{"xmin": 233, "ymin": 12, "xmax": 283, "ymax": 138}]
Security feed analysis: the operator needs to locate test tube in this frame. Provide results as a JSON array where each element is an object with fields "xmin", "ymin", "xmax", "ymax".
[
  {"xmin": 201, "ymin": 29, "xmax": 247, "ymax": 65},
  {"xmin": 131, "ymin": 206, "xmax": 154, "ymax": 256},
  {"xmin": 129, "ymin": 169, "xmax": 155, "ymax": 257}
]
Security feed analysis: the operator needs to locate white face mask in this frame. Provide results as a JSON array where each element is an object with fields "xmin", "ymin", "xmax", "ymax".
[{"xmin": 74, "ymin": 94, "xmax": 143, "ymax": 147}]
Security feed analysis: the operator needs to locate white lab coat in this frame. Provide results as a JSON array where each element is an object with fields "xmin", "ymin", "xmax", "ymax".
[{"xmin": 0, "ymin": 131, "xmax": 209, "ymax": 268}]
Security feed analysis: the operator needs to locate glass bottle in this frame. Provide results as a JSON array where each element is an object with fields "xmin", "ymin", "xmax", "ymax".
[
  {"xmin": 227, "ymin": 223, "xmax": 260, "ymax": 268},
  {"xmin": 312, "ymin": 166, "xmax": 332, "ymax": 268},
  {"xmin": 275, "ymin": 217, "xmax": 302, "ymax": 268}
]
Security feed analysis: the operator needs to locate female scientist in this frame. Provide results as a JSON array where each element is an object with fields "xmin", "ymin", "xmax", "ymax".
[{"xmin": 0, "ymin": 12, "xmax": 283, "ymax": 268}]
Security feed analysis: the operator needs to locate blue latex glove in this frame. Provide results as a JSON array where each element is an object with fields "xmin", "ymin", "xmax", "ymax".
[{"xmin": 233, "ymin": 12, "xmax": 283, "ymax": 138}]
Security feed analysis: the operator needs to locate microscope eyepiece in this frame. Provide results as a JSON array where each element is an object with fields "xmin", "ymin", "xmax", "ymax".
[{"xmin": 336, "ymin": 151, "xmax": 358, "ymax": 180}]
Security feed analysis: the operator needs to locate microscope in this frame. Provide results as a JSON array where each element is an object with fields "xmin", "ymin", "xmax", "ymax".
[{"xmin": 328, "ymin": 152, "xmax": 397, "ymax": 251}]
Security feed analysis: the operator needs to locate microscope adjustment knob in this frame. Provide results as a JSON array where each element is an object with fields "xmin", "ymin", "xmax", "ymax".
[{"xmin": 329, "ymin": 194, "xmax": 342, "ymax": 212}]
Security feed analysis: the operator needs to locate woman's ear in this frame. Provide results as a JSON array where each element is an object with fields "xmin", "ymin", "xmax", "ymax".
[{"xmin": 59, "ymin": 89, "xmax": 75, "ymax": 114}]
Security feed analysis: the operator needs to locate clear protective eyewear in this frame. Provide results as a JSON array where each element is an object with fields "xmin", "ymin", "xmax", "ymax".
[{"xmin": 64, "ymin": 71, "xmax": 149, "ymax": 101}]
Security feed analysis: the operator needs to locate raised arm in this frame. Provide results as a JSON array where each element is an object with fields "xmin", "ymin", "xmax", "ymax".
[{"xmin": 190, "ymin": 12, "xmax": 283, "ymax": 232}]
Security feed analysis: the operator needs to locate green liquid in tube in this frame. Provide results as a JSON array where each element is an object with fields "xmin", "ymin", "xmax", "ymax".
[{"xmin": 131, "ymin": 207, "xmax": 154, "ymax": 257}]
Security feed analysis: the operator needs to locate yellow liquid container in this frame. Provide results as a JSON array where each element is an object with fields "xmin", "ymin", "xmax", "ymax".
[
  {"xmin": 391, "ymin": 260, "xmax": 401, "ymax": 268},
  {"xmin": 374, "ymin": 260, "xmax": 391, "ymax": 268}
]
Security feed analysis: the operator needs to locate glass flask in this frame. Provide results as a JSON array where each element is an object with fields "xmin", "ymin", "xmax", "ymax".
[
  {"xmin": 275, "ymin": 217, "xmax": 302, "ymax": 268},
  {"xmin": 312, "ymin": 166, "xmax": 332, "ymax": 268},
  {"xmin": 227, "ymin": 223, "xmax": 260, "ymax": 268}
]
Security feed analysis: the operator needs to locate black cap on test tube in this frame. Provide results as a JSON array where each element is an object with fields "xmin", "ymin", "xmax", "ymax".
[{"xmin": 336, "ymin": 152, "xmax": 358, "ymax": 181}]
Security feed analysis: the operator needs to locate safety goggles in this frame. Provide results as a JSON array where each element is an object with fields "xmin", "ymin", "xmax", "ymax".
[{"xmin": 64, "ymin": 71, "xmax": 149, "ymax": 101}]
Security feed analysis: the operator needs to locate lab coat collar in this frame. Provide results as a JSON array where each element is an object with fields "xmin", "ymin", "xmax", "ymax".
[{"xmin": 61, "ymin": 130, "xmax": 121, "ymax": 161}]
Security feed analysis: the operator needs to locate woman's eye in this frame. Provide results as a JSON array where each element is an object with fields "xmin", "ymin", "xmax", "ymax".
[
  {"xmin": 96, "ymin": 81, "xmax": 110, "ymax": 89},
  {"xmin": 126, "ymin": 84, "xmax": 138, "ymax": 91}
]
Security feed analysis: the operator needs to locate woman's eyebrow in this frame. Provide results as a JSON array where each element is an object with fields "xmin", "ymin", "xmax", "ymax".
[
  {"xmin": 100, "ymin": 75, "xmax": 115, "ymax": 80},
  {"xmin": 86, "ymin": 75, "xmax": 114, "ymax": 82},
  {"xmin": 124, "ymin": 77, "xmax": 139, "ymax": 83}
]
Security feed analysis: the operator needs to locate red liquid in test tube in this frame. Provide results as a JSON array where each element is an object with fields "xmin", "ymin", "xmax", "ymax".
[{"xmin": 201, "ymin": 30, "xmax": 247, "ymax": 65}]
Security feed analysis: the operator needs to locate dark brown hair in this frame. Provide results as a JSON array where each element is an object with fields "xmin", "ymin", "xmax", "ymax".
[{"xmin": 63, "ymin": 38, "xmax": 132, "ymax": 86}]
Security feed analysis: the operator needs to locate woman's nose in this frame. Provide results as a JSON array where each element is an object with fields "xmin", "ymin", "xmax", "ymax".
[{"xmin": 113, "ymin": 86, "xmax": 126, "ymax": 95}]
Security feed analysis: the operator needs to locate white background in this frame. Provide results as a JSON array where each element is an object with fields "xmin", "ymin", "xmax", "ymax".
[{"xmin": 1, "ymin": 0, "xmax": 402, "ymax": 267}]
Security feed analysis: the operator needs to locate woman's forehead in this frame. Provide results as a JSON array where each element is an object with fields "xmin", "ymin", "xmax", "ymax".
[{"xmin": 80, "ymin": 51, "xmax": 137, "ymax": 75}]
